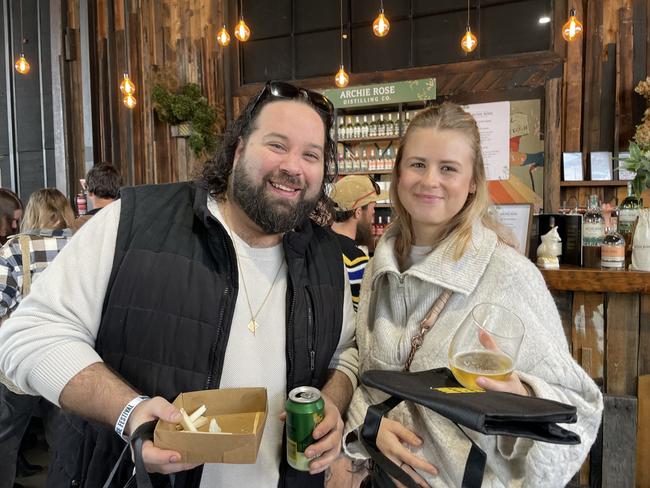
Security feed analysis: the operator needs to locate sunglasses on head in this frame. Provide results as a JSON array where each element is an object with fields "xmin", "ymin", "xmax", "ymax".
[{"xmin": 248, "ymin": 81, "xmax": 334, "ymax": 125}]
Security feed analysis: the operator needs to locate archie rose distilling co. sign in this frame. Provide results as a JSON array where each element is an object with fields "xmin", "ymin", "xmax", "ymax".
[{"xmin": 321, "ymin": 78, "xmax": 436, "ymax": 109}]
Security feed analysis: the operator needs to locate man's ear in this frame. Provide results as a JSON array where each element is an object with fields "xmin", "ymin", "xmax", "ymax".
[
  {"xmin": 354, "ymin": 207, "xmax": 362, "ymax": 220},
  {"xmin": 233, "ymin": 137, "xmax": 244, "ymax": 166}
]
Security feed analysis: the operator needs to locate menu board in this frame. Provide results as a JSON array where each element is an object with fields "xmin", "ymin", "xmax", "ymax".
[{"xmin": 463, "ymin": 101, "xmax": 510, "ymax": 181}]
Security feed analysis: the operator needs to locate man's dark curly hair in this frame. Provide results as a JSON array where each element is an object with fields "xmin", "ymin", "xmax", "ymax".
[
  {"xmin": 86, "ymin": 163, "xmax": 122, "ymax": 199},
  {"xmin": 200, "ymin": 85, "xmax": 337, "ymax": 217}
]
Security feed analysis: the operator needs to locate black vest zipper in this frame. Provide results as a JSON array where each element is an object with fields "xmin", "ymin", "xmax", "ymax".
[
  {"xmin": 305, "ymin": 287, "xmax": 316, "ymax": 373},
  {"xmin": 205, "ymin": 285, "xmax": 231, "ymax": 389}
]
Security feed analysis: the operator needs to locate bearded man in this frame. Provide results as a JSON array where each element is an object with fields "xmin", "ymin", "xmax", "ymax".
[{"xmin": 0, "ymin": 82, "xmax": 357, "ymax": 488}]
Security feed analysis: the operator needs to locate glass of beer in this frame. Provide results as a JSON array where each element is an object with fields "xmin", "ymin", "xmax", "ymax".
[{"xmin": 448, "ymin": 303, "xmax": 524, "ymax": 391}]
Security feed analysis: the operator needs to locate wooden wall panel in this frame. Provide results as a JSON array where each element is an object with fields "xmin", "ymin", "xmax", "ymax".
[
  {"xmin": 606, "ymin": 293, "xmax": 640, "ymax": 395},
  {"xmin": 638, "ymin": 375, "xmax": 650, "ymax": 488},
  {"xmin": 62, "ymin": 0, "xmax": 228, "ymax": 187},
  {"xmin": 571, "ymin": 292, "xmax": 605, "ymax": 380}
]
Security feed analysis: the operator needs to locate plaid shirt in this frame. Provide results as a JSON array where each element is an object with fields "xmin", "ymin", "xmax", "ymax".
[{"xmin": 0, "ymin": 229, "xmax": 73, "ymax": 318}]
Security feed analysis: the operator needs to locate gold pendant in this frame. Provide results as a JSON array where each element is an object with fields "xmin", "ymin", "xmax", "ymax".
[{"xmin": 247, "ymin": 319, "xmax": 259, "ymax": 335}]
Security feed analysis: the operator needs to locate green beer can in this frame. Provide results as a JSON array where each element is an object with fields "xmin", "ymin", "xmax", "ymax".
[{"xmin": 285, "ymin": 386, "xmax": 325, "ymax": 471}]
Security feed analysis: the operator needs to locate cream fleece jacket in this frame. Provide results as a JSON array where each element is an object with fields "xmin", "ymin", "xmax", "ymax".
[{"xmin": 345, "ymin": 223, "xmax": 603, "ymax": 488}]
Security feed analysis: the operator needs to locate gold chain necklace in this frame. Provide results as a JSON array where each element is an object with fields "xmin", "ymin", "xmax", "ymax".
[{"xmin": 223, "ymin": 207, "xmax": 285, "ymax": 336}]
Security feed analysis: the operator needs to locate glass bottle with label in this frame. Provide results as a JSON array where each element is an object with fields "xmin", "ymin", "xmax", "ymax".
[
  {"xmin": 369, "ymin": 115, "xmax": 377, "ymax": 138},
  {"xmin": 386, "ymin": 114, "xmax": 394, "ymax": 136},
  {"xmin": 618, "ymin": 181, "xmax": 640, "ymax": 264},
  {"xmin": 353, "ymin": 116, "xmax": 361, "ymax": 138},
  {"xmin": 601, "ymin": 218, "xmax": 625, "ymax": 270},
  {"xmin": 582, "ymin": 194, "xmax": 605, "ymax": 268},
  {"xmin": 361, "ymin": 116, "xmax": 369, "ymax": 138}
]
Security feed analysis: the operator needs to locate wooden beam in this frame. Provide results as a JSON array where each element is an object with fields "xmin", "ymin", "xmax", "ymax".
[
  {"xmin": 571, "ymin": 292, "xmax": 605, "ymax": 380},
  {"xmin": 602, "ymin": 395, "xmax": 637, "ymax": 487},
  {"xmin": 545, "ymin": 76, "xmax": 562, "ymax": 213},
  {"xmin": 606, "ymin": 293, "xmax": 640, "ymax": 395},
  {"xmin": 637, "ymin": 376, "xmax": 650, "ymax": 487},
  {"xmin": 617, "ymin": 7, "xmax": 635, "ymax": 150},
  {"xmin": 563, "ymin": 0, "xmax": 584, "ymax": 152}
]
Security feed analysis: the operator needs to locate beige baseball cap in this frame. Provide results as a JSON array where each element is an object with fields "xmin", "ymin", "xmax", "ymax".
[{"xmin": 330, "ymin": 175, "xmax": 389, "ymax": 211}]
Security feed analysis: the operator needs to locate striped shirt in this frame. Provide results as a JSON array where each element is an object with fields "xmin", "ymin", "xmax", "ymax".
[
  {"xmin": 334, "ymin": 233, "xmax": 369, "ymax": 311},
  {"xmin": 0, "ymin": 229, "xmax": 73, "ymax": 318}
]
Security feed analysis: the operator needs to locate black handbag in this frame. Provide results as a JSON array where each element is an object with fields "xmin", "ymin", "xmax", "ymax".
[{"xmin": 359, "ymin": 367, "xmax": 581, "ymax": 488}]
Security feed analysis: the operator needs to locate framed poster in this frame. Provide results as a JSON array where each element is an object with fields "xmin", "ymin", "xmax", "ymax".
[
  {"xmin": 590, "ymin": 151, "xmax": 613, "ymax": 180},
  {"xmin": 562, "ymin": 152, "xmax": 584, "ymax": 181},
  {"xmin": 489, "ymin": 203, "xmax": 534, "ymax": 256}
]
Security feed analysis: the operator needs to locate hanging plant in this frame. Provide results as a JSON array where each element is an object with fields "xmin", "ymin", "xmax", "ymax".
[{"xmin": 151, "ymin": 82, "xmax": 224, "ymax": 157}]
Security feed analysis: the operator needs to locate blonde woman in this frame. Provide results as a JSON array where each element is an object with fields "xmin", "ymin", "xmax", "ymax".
[
  {"xmin": 0, "ymin": 188, "xmax": 74, "ymax": 487},
  {"xmin": 342, "ymin": 104, "xmax": 603, "ymax": 487}
]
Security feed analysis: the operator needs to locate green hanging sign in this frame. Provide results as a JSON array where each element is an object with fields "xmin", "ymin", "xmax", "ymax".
[{"xmin": 321, "ymin": 78, "xmax": 436, "ymax": 109}]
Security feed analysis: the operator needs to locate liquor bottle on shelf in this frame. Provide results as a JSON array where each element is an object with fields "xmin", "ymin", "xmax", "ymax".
[
  {"xmin": 601, "ymin": 217, "xmax": 625, "ymax": 270},
  {"xmin": 361, "ymin": 116, "xmax": 369, "ymax": 138},
  {"xmin": 341, "ymin": 117, "xmax": 351, "ymax": 139},
  {"xmin": 386, "ymin": 114, "xmax": 394, "ymax": 137},
  {"xmin": 369, "ymin": 114, "xmax": 377, "ymax": 137},
  {"xmin": 377, "ymin": 115, "xmax": 384, "ymax": 137},
  {"xmin": 618, "ymin": 181, "xmax": 639, "ymax": 265},
  {"xmin": 337, "ymin": 116, "xmax": 345, "ymax": 140},
  {"xmin": 582, "ymin": 194, "xmax": 605, "ymax": 268},
  {"xmin": 353, "ymin": 116, "xmax": 362, "ymax": 138}
]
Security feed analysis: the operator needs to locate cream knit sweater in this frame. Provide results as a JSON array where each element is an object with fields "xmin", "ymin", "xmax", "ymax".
[{"xmin": 345, "ymin": 223, "xmax": 603, "ymax": 487}]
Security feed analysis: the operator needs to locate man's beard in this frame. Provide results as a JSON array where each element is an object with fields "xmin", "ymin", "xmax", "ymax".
[
  {"xmin": 355, "ymin": 217, "xmax": 374, "ymax": 248},
  {"xmin": 231, "ymin": 159, "xmax": 321, "ymax": 234}
]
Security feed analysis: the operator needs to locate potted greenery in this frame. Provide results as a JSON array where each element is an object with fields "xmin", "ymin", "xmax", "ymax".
[
  {"xmin": 151, "ymin": 82, "xmax": 224, "ymax": 157},
  {"xmin": 619, "ymin": 77, "xmax": 650, "ymax": 198}
]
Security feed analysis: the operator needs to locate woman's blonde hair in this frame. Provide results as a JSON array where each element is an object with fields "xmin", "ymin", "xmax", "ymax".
[
  {"xmin": 22, "ymin": 188, "xmax": 75, "ymax": 231},
  {"xmin": 390, "ymin": 102, "xmax": 513, "ymax": 266}
]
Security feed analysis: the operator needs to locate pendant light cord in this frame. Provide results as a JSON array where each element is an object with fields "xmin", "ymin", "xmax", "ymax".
[
  {"xmin": 466, "ymin": 0, "xmax": 470, "ymax": 27},
  {"xmin": 339, "ymin": 0, "xmax": 343, "ymax": 66},
  {"xmin": 19, "ymin": 0, "xmax": 24, "ymax": 46}
]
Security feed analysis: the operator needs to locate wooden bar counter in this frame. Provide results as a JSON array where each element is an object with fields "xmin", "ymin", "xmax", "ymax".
[{"xmin": 539, "ymin": 266, "xmax": 650, "ymax": 487}]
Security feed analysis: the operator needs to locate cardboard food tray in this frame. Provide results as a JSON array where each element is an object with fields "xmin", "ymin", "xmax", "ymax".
[{"xmin": 154, "ymin": 387, "xmax": 267, "ymax": 464}]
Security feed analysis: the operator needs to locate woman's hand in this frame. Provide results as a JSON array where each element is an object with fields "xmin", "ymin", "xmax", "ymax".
[
  {"xmin": 376, "ymin": 417, "xmax": 438, "ymax": 488},
  {"xmin": 476, "ymin": 372, "xmax": 530, "ymax": 396}
]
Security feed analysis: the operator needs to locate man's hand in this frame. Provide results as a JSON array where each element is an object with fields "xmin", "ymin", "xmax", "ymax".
[
  {"xmin": 126, "ymin": 396, "xmax": 201, "ymax": 474},
  {"xmin": 304, "ymin": 391, "xmax": 344, "ymax": 475},
  {"xmin": 376, "ymin": 417, "xmax": 437, "ymax": 488}
]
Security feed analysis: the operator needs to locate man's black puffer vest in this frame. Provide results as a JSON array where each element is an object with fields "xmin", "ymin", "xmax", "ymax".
[{"xmin": 47, "ymin": 182, "xmax": 344, "ymax": 488}]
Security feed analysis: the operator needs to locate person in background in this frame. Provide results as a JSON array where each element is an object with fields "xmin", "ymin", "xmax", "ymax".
[
  {"xmin": 341, "ymin": 103, "xmax": 603, "ymax": 487},
  {"xmin": 0, "ymin": 188, "xmax": 75, "ymax": 488},
  {"xmin": 72, "ymin": 163, "xmax": 122, "ymax": 231},
  {"xmin": 0, "ymin": 189, "xmax": 23, "ymax": 246},
  {"xmin": 0, "ymin": 81, "xmax": 357, "ymax": 488},
  {"xmin": 330, "ymin": 175, "xmax": 387, "ymax": 311}
]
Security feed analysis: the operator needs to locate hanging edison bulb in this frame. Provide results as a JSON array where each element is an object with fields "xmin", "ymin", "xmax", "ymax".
[
  {"xmin": 14, "ymin": 53, "xmax": 30, "ymax": 75},
  {"xmin": 234, "ymin": 18, "xmax": 251, "ymax": 42},
  {"xmin": 123, "ymin": 94, "xmax": 137, "ymax": 109},
  {"xmin": 335, "ymin": 65, "xmax": 349, "ymax": 88},
  {"xmin": 460, "ymin": 27, "xmax": 478, "ymax": 53},
  {"xmin": 119, "ymin": 73, "xmax": 136, "ymax": 95},
  {"xmin": 372, "ymin": 9, "xmax": 390, "ymax": 37},
  {"xmin": 217, "ymin": 25, "xmax": 231, "ymax": 46},
  {"xmin": 562, "ymin": 8, "xmax": 583, "ymax": 42}
]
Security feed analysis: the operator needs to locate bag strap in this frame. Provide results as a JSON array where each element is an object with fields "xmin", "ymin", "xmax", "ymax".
[
  {"xmin": 361, "ymin": 396, "xmax": 486, "ymax": 488},
  {"xmin": 403, "ymin": 289, "xmax": 452, "ymax": 371},
  {"xmin": 18, "ymin": 235, "xmax": 31, "ymax": 296},
  {"xmin": 102, "ymin": 420, "xmax": 157, "ymax": 488}
]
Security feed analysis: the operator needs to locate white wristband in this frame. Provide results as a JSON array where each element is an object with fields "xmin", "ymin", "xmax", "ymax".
[{"xmin": 115, "ymin": 395, "xmax": 150, "ymax": 441}]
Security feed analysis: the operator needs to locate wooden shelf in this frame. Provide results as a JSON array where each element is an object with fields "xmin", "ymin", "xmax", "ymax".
[
  {"xmin": 375, "ymin": 203, "xmax": 392, "ymax": 208},
  {"xmin": 540, "ymin": 265, "xmax": 650, "ymax": 293},
  {"xmin": 338, "ymin": 170, "xmax": 393, "ymax": 175},
  {"xmin": 338, "ymin": 135, "xmax": 399, "ymax": 143},
  {"xmin": 560, "ymin": 180, "xmax": 629, "ymax": 187}
]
